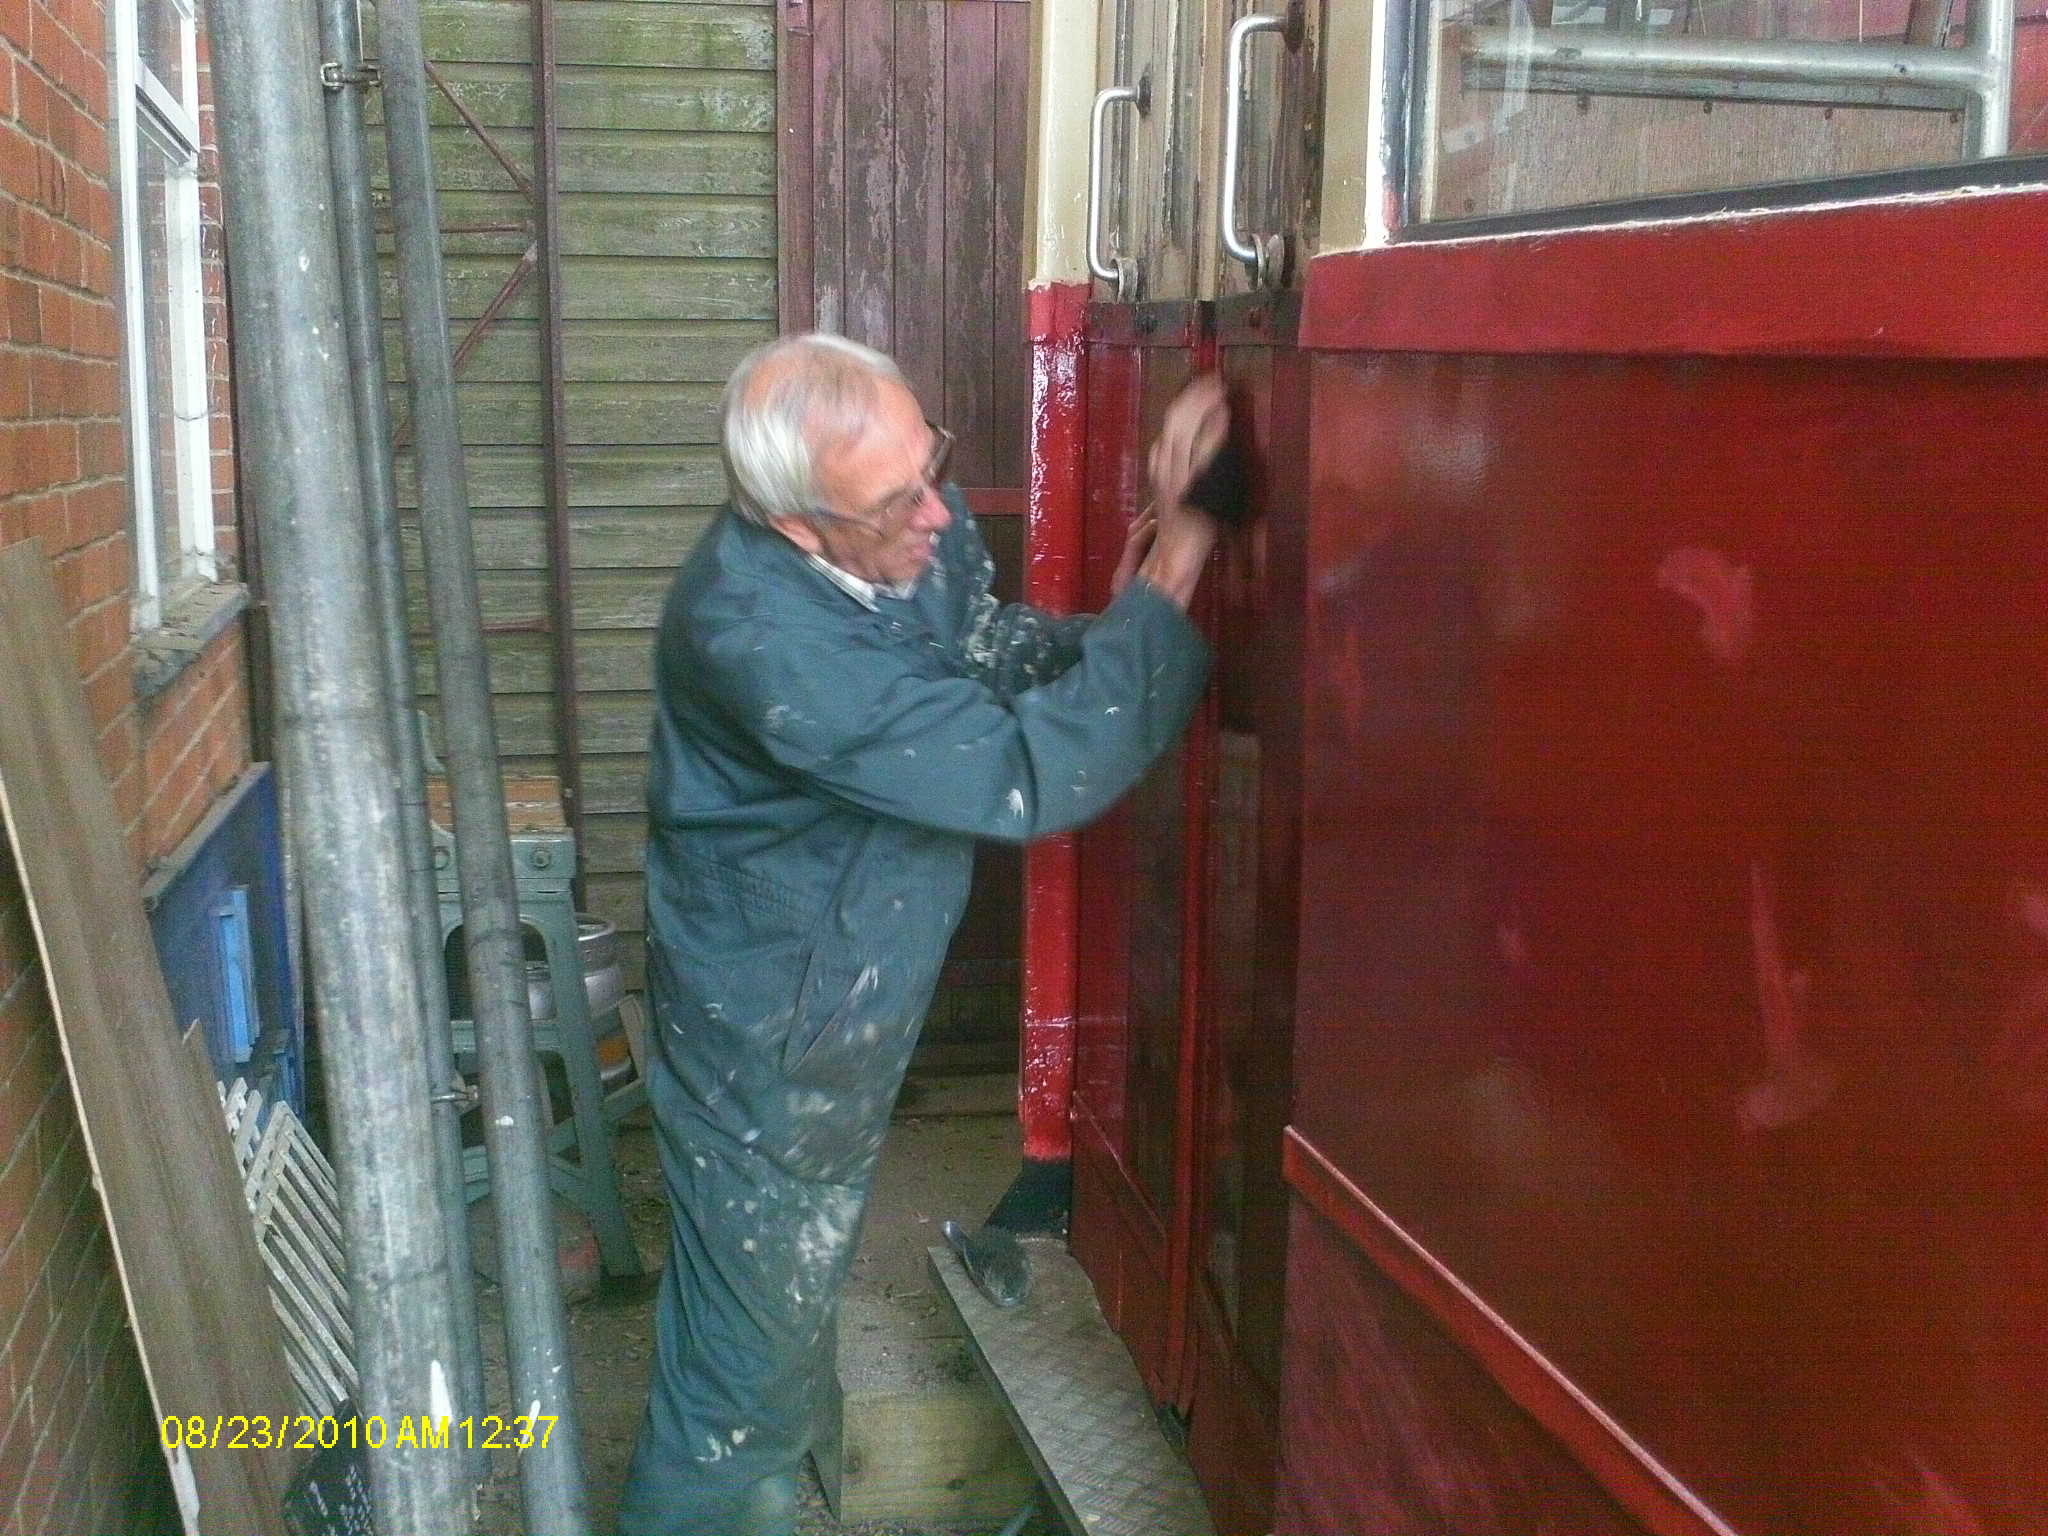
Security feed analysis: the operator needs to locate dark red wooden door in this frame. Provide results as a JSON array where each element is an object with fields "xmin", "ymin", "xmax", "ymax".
[
  {"xmin": 1178, "ymin": 293, "xmax": 1308, "ymax": 1535},
  {"xmin": 778, "ymin": 0, "xmax": 1031, "ymax": 489},
  {"xmin": 1069, "ymin": 303, "xmax": 1205, "ymax": 1396},
  {"xmin": 778, "ymin": 0, "xmax": 1034, "ymax": 1053},
  {"xmin": 1062, "ymin": 298, "xmax": 1304, "ymax": 1536}
]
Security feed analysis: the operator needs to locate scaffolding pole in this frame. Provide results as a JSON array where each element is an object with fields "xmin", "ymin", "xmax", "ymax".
[
  {"xmin": 315, "ymin": 0, "xmax": 488, "ymax": 1486},
  {"xmin": 532, "ymin": 0, "xmax": 588, "ymax": 898},
  {"xmin": 375, "ymin": 1, "xmax": 593, "ymax": 1531},
  {"xmin": 199, "ymin": 0, "xmax": 468, "ymax": 1531}
]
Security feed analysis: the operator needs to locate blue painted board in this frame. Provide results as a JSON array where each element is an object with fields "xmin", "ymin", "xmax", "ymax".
[{"xmin": 144, "ymin": 763, "xmax": 303, "ymax": 1114}]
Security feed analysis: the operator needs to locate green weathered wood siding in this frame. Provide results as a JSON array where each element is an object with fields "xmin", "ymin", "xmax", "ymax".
[{"xmin": 374, "ymin": 0, "xmax": 775, "ymax": 985}]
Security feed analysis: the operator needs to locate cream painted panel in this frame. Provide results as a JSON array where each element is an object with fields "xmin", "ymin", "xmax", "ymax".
[{"xmin": 1027, "ymin": 0, "xmax": 1104, "ymax": 285}]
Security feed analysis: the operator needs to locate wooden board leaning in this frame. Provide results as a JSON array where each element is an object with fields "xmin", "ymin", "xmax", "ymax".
[{"xmin": 0, "ymin": 542, "xmax": 295, "ymax": 1535}]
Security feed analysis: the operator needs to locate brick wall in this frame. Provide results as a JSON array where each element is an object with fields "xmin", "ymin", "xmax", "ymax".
[{"xmin": 2, "ymin": 0, "xmax": 250, "ymax": 1529}]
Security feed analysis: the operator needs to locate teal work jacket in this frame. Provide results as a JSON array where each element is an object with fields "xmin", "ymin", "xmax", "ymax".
[
  {"xmin": 644, "ymin": 494, "xmax": 1209, "ymax": 1185},
  {"xmin": 624, "ymin": 492, "xmax": 1208, "ymax": 1523}
]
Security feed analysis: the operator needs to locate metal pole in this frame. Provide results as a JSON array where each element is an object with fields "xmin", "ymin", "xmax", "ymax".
[
  {"xmin": 1967, "ymin": 0, "xmax": 2015, "ymax": 156},
  {"xmin": 532, "ymin": 0, "xmax": 588, "ymax": 906},
  {"xmin": 1462, "ymin": 0, "xmax": 2015, "ymax": 134},
  {"xmin": 315, "ymin": 0, "xmax": 487, "ymax": 1481},
  {"xmin": 199, "ymin": 2, "xmax": 467, "ymax": 1533},
  {"xmin": 375, "ymin": 2, "xmax": 593, "ymax": 1530}
]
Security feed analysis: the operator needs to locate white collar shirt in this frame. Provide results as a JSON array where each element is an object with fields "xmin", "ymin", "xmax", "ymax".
[{"xmin": 804, "ymin": 552, "xmax": 920, "ymax": 610}]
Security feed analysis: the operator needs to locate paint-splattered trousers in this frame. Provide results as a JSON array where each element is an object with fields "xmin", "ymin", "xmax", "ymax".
[{"xmin": 616, "ymin": 1041, "xmax": 879, "ymax": 1536}]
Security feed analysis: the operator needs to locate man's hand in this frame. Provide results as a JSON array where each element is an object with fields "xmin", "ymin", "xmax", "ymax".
[
  {"xmin": 1148, "ymin": 373, "xmax": 1230, "ymax": 513},
  {"xmin": 1137, "ymin": 374, "xmax": 1228, "ymax": 610},
  {"xmin": 1111, "ymin": 506, "xmax": 1157, "ymax": 598}
]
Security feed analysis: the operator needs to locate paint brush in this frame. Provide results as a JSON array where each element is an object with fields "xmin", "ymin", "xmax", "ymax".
[{"xmin": 1183, "ymin": 408, "xmax": 1253, "ymax": 529}]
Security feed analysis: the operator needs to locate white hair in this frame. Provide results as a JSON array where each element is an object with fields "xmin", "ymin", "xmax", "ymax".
[{"xmin": 720, "ymin": 332, "xmax": 907, "ymax": 527}]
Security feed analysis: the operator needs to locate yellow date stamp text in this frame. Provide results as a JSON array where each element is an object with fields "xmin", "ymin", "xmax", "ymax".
[{"xmin": 161, "ymin": 1412, "xmax": 557, "ymax": 1452}]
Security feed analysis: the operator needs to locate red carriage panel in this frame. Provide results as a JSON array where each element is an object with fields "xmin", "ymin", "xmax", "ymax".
[{"xmin": 1286, "ymin": 340, "xmax": 2048, "ymax": 1533}]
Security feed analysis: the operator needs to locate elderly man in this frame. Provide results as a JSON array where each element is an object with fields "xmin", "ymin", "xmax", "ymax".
[{"xmin": 618, "ymin": 332, "xmax": 1223, "ymax": 1535}]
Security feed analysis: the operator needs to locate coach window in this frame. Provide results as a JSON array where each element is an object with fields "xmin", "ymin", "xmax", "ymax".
[
  {"xmin": 116, "ymin": 0, "xmax": 215, "ymax": 632},
  {"xmin": 1410, "ymin": 0, "xmax": 2048, "ymax": 225}
]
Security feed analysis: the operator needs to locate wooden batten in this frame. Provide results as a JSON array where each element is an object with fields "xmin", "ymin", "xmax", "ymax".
[{"xmin": 380, "ymin": 0, "xmax": 780, "ymax": 978}]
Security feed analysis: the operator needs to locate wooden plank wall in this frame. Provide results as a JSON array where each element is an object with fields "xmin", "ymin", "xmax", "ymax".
[
  {"xmin": 791, "ymin": 0, "xmax": 1033, "ymax": 488},
  {"xmin": 781, "ymin": 0, "xmax": 1038, "ymax": 1056},
  {"xmin": 370, "ymin": 0, "xmax": 780, "ymax": 988}
]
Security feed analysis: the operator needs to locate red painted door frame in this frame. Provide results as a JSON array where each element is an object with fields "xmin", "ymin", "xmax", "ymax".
[
  {"xmin": 1021, "ymin": 281, "xmax": 1091, "ymax": 1171},
  {"xmin": 1023, "ymin": 286, "xmax": 1311, "ymax": 1534}
]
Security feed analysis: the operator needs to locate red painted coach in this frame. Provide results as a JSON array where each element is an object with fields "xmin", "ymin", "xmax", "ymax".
[{"xmin": 1018, "ymin": 0, "xmax": 2048, "ymax": 1529}]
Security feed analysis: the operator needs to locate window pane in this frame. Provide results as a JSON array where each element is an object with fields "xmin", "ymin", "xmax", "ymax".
[
  {"xmin": 137, "ymin": 0, "xmax": 189, "ymax": 104},
  {"xmin": 138, "ymin": 125, "xmax": 191, "ymax": 592},
  {"xmin": 1413, "ymin": 0, "xmax": 2048, "ymax": 223}
]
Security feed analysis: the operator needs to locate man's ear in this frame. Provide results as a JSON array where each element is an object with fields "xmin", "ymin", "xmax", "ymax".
[{"xmin": 768, "ymin": 514, "xmax": 825, "ymax": 558}]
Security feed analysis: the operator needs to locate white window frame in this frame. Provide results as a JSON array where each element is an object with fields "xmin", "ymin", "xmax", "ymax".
[{"xmin": 114, "ymin": 0, "xmax": 216, "ymax": 633}]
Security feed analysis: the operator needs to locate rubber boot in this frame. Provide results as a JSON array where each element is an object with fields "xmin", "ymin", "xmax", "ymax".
[
  {"xmin": 615, "ymin": 1467, "xmax": 799, "ymax": 1536},
  {"xmin": 730, "ymin": 1470, "xmax": 800, "ymax": 1536}
]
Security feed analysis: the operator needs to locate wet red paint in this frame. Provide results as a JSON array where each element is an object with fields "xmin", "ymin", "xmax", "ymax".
[
  {"xmin": 1302, "ymin": 187, "xmax": 2048, "ymax": 359},
  {"xmin": 1066, "ymin": 320, "xmax": 1194, "ymax": 1398},
  {"xmin": 1162, "ymin": 598, "xmax": 1217, "ymax": 1410},
  {"xmin": 1274, "ymin": 1188, "xmax": 1647, "ymax": 1536},
  {"xmin": 1046, "ymin": 301, "xmax": 1313, "ymax": 1531},
  {"xmin": 1019, "ymin": 120, "xmax": 2048, "ymax": 1536},
  {"xmin": 1284, "ymin": 342, "xmax": 2048, "ymax": 1533},
  {"xmin": 1158, "ymin": 301, "xmax": 1226, "ymax": 1412},
  {"xmin": 1283, "ymin": 1128, "xmax": 1716, "ymax": 1536},
  {"xmin": 1020, "ymin": 280, "xmax": 1089, "ymax": 1162},
  {"xmin": 1025, "ymin": 282, "xmax": 1090, "ymax": 608}
]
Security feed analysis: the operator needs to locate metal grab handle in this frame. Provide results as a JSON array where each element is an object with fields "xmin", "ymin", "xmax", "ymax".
[
  {"xmin": 1222, "ymin": 12, "xmax": 1287, "ymax": 281},
  {"xmin": 1088, "ymin": 80, "xmax": 1146, "ymax": 298}
]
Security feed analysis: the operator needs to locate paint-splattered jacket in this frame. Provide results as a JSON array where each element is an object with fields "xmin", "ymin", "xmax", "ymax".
[
  {"xmin": 622, "ymin": 492, "xmax": 1208, "ymax": 1524},
  {"xmin": 645, "ymin": 493, "xmax": 1209, "ymax": 1183}
]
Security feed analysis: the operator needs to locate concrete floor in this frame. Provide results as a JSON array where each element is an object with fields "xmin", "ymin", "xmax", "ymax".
[{"xmin": 471, "ymin": 1069, "xmax": 1043, "ymax": 1536}]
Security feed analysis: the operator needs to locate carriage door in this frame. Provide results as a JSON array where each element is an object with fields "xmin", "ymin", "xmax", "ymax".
[
  {"xmin": 1180, "ymin": 4, "xmax": 1321, "ymax": 1528},
  {"xmin": 1066, "ymin": 0, "xmax": 1208, "ymax": 1405},
  {"xmin": 1068, "ymin": 0, "xmax": 1321, "ymax": 1496}
]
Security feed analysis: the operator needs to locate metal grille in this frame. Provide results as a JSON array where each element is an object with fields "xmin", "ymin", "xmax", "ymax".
[{"xmin": 222, "ymin": 1080, "xmax": 356, "ymax": 1416}]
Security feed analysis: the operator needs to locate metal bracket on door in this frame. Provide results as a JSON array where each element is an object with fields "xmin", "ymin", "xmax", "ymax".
[{"xmin": 1089, "ymin": 73, "xmax": 1151, "ymax": 302}]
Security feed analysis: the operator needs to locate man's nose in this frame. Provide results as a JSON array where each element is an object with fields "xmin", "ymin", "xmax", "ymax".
[{"xmin": 914, "ymin": 484, "xmax": 951, "ymax": 533}]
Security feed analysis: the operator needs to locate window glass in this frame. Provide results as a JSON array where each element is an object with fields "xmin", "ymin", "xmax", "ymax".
[
  {"xmin": 1412, "ymin": 0, "xmax": 2048, "ymax": 224},
  {"xmin": 138, "ymin": 128, "xmax": 179, "ymax": 586},
  {"xmin": 137, "ymin": 120, "xmax": 199, "ymax": 594},
  {"xmin": 119, "ymin": 0, "xmax": 213, "ymax": 628},
  {"xmin": 136, "ymin": 0, "xmax": 189, "ymax": 103}
]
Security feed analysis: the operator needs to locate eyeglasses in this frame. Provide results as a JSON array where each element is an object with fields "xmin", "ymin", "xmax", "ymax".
[{"xmin": 812, "ymin": 422, "xmax": 955, "ymax": 535}]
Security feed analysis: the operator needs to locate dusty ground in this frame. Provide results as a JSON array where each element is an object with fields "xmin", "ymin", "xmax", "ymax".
[{"xmin": 471, "ymin": 1069, "xmax": 1043, "ymax": 1536}]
